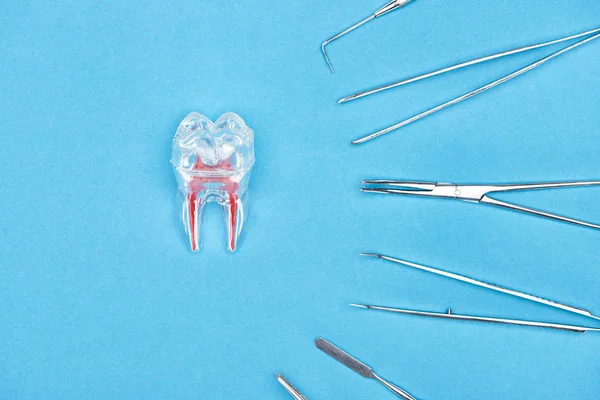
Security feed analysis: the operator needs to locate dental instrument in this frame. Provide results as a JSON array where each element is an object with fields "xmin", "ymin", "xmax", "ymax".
[
  {"xmin": 340, "ymin": 27, "xmax": 600, "ymax": 103},
  {"xmin": 350, "ymin": 304, "xmax": 600, "ymax": 333},
  {"xmin": 321, "ymin": 0, "xmax": 416, "ymax": 72},
  {"xmin": 349, "ymin": 29, "xmax": 600, "ymax": 144},
  {"xmin": 315, "ymin": 338, "xmax": 418, "ymax": 400},
  {"xmin": 276, "ymin": 373, "xmax": 309, "ymax": 400},
  {"xmin": 362, "ymin": 180, "xmax": 600, "ymax": 230},
  {"xmin": 360, "ymin": 253, "xmax": 600, "ymax": 323}
]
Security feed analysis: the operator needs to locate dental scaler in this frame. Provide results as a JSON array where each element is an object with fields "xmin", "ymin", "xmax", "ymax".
[{"xmin": 171, "ymin": 112, "xmax": 255, "ymax": 252}]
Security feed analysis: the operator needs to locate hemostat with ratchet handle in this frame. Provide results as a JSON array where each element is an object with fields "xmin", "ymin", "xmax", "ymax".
[{"xmin": 362, "ymin": 179, "xmax": 600, "ymax": 230}]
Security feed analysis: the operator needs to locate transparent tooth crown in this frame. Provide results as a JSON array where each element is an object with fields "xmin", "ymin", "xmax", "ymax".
[{"xmin": 171, "ymin": 112, "xmax": 255, "ymax": 252}]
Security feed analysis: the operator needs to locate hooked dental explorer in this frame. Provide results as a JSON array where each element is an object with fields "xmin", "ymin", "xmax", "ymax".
[
  {"xmin": 351, "ymin": 29, "xmax": 600, "ymax": 144},
  {"xmin": 360, "ymin": 253, "xmax": 600, "ymax": 323},
  {"xmin": 315, "ymin": 337, "xmax": 418, "ymax": 400},
  {"xmin": 321, "ymin": 0, "xmax": 416, "ymax": 72}
]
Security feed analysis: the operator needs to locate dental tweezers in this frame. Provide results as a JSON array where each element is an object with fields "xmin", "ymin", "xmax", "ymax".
[
  {"xmin": 351, "ymin": 304, "xmax": 600, "ymax": 333},
  {"xmin": 362, "ymin": 180, "xmax": 600, "ymax": 230},
  {"xmin": 348, "ymin": 27, "xmax": 600, "ymax": 144},
  {"xmin": 353, "ymin": 254, "xmax": 600, "ymax": 333},
  {"xmin": 361, "ymin": 253, "xmax": 600, "ymax": 323}
]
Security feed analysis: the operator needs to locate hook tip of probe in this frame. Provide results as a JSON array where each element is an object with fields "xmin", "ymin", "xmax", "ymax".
[{"xmin": 321, "ymin": 42, "xmax": 335, "ymax": 73}]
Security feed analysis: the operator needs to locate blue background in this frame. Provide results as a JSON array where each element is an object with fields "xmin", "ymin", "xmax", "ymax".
[{"xmin": 1, "ymin": 1, "xmax": 599, "ymax": 398}]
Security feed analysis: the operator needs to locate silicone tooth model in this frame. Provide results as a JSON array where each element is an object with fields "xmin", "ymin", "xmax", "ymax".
[{"xmin": 171, "ymin": 112, "xmax": 255, "ymax": 252}]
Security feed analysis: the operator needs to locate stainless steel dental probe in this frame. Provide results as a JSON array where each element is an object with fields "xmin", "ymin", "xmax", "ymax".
[
  {"xmin": 351, "ymin": 30, "xmax": 600, "ymax": 145},
  {"xmin": 322, "ymin": 0, "xmax": 416, "ymax": 72},
  {"xmin": 340, "ymin": 27, "xmax": 600, "ymax": 103},
  {"xmin": 362, "ymin": 180, "xmax": 600, "ymax": 230},
  {"xmin": 276, "ymin": 373, "xmax": 309, "ymax": 400},
  {"xmin": 314, "ymin": 338, "xmax": 418, "ymax": 400},
  {"xmin": 350, "ymin": 304, "xmax": 600, "ymax": 333},
  {"xmin": 360, "ymin": 253, "xmax": 600, "ymax": 323}
]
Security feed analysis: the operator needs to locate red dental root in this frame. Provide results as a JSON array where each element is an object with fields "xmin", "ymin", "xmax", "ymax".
[{"xmin": 186, "ymin": 158, "xmax": 240, "ymax": 252}]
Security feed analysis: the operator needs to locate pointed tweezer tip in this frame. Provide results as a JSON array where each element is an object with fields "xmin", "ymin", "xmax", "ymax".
[
  {"xmin": 359, "ymin": 252, "xmax": 382, "ymax": 259},
  {"xmin": 351, "ymin": 136, "xmax": 372, "ymax": 145}
]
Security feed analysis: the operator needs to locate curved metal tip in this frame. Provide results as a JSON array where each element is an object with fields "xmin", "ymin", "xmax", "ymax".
[
  {"xmin": 321, "ymin": 42, "xmax": 335, "ymax": 73},
  {"xmin": 349, "ymin": 303, "xmax": 370, "ymax": 309}
]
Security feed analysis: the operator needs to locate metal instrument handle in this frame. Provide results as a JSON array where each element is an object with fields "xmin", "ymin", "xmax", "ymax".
[{"xmin": 373, "ymin": 374, "xmax": 418, "ymax": 400}]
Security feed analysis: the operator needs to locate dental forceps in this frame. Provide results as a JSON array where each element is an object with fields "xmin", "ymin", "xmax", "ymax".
[
  {"xmin": 348, "ymin": 27, "xmax": 600, "ymax": 144},
  {"xmin": 321, "ymin": 0, "xmax": 416, "ymax": 72},
  {"xmin": 276, "ymin": 373, "xmax": 309, "ymax": 400},
  {"xmin": 362, "ymin": 180, "xmax": 600, "ymax": 230}
]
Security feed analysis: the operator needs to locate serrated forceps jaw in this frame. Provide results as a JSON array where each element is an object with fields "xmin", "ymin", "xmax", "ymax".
[
  {"xmin": 276, "ymin": 373, "xmax": 308, "ymax": 400},
  {"xmin": 362, "ymin": 180, "xmax": 482, "ymax": 201}
]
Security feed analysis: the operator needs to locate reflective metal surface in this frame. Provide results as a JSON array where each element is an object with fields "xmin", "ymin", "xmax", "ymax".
[
  {"xmin": 362, "ymin": 180, "xmax": 600, "ymax": 229},
  {"xmin": 315, "ymin": 338, "xmax": 418, "ymax": 400},
  {"xmin": 276, "ymin": 373, "xmax": 309, "ymax": 400},
  {"xmin": 351, "ymin": 31, "xmax": 600, "ymax": 144},
  {"xmin": 360, "ymin": 253, "xmax": 600, "ymax": 322},
  {"xmin": 321, "ymin": 0, "xmax": 416, "ymax": 72},
  {"xmin": 351, "ymin": 304, "xmax": 600, "ymax": 333},
  {"xmin": 340, "ymin": 27, "xmax": 600, "ymax": 103}
]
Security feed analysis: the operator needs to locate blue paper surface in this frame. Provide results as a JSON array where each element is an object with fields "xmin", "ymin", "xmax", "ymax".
[{"xmin": 1, "ymin": 1, "xmax": 599, "ymax": 398}]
